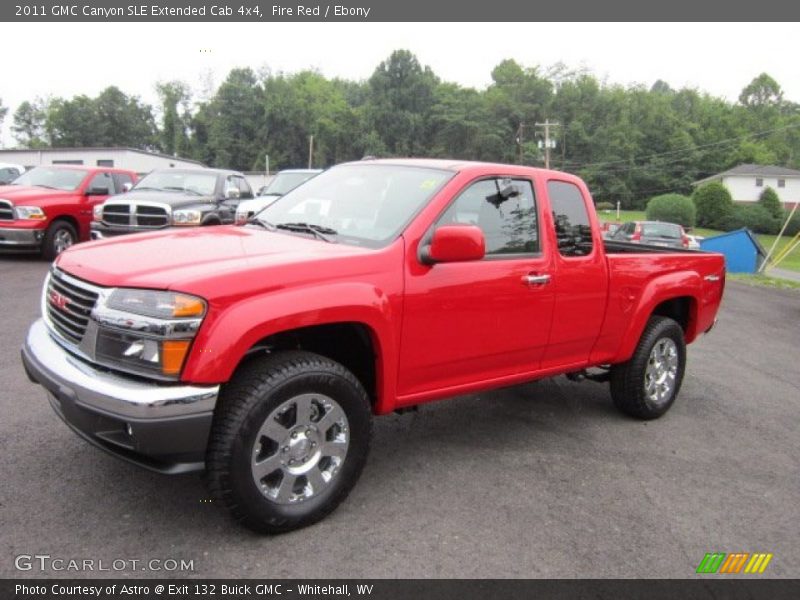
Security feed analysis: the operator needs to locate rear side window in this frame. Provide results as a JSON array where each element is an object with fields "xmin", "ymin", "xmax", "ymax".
[
  {"xmin": 438, "ymin": 178, "xmax": 538, "ymax": 255},
  {"xmin": 548, "ymin": 180, "xmax": 593, "ymax": 257}
]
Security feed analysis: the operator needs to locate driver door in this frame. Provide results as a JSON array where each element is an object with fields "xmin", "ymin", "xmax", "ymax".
[{"xmin": 397, "ymin": 176, "xmax": 556, "ymax": 401}]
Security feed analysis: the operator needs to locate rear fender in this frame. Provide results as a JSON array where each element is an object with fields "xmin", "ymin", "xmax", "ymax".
[{"xmin": 612, "ymin": 271, "xmax": 701, "ymax": 364}]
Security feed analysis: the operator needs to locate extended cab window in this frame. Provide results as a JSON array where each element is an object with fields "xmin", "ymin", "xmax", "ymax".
[
  {"xmin": 548, "ymin": 180, "xmax": 593, "ymax": 257},
  {"xmin": 439, "ymin": 178, "xmax": 538, "ymax": 255}
]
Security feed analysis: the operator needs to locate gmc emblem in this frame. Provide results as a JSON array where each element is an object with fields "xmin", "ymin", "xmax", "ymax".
[{"xmin": 49, "ymin": 290, "xmax": 70, "ymax": 311}]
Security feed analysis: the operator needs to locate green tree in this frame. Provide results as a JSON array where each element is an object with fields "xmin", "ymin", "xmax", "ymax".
[
  {"xmin": 757, "ymin": 186, "xmax": 783, "ymax": 219},
  {"xmin": 739, "ymin": 73, "xmax": 783, "ymax": 109},
  {"xmin": 156, "ymin": 81, "xmax": 191, "ymax": 156},
  {"xmin": 0, "ymin": 98, "xmax": 7, "ymax": 144},
  {"xmin": 693, "ymin": 182, "xmax": 734, "ymax": 229},
  {"xmin": 205, "ymin": 68, "xmax": 264, "ymax": 170},
  {"xmin": 366, "ymin": 50, "xmax": 439, "ymax": 156},
  {"xmin": 645, "ymin": 193, "xmax": 696, "ymax": 227},
  {"xmin": 11, "ymin": 99, "xmax": 48, "ymax": 147}
]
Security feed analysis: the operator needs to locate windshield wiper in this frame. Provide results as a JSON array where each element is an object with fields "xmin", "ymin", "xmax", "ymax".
[
  {"xmin": 247, "ymin": 218, "xmax": 276, "ymax": 231},
  {"xmin": 275, "ymin": 222, "xmax": 337, "ymax": 243},
  {"xmin": 133, "ymin": 186, "xmax": 163, "ymax": 192},
  {"xmin": 162, "ymin": 186, "xmax": 201, "ymax": 195}
]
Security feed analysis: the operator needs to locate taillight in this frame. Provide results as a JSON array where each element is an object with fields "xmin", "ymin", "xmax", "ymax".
[
  {"xmin": 630, "ymin": 224, "xmax": 641, "ymax": 242},
  {"xmin": 682, "ymin": 234, "xmax": 690, "ymax": 248}
]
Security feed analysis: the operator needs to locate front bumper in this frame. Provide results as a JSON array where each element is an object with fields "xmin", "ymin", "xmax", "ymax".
[
  {"xmin": 21, "ymin": 319, "xmax": 219, "ymax": 474},
  {"xmin": 0, "ymin": 226, "xmax": 44, "ymax": 249}
]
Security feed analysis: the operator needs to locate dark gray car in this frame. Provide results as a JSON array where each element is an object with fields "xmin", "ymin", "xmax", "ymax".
[
  {"xmin": 612, "ymin": 221, "xmax": 689, "ymax": 249},
  {"xmin": 91, "ymin": 168, "xmax": 253, "ymax": 239}
]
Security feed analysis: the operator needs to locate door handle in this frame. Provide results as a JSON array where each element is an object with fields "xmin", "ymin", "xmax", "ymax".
[{"xmin": 523, "ymin": 274, "xmax": 551, "ymax": 286}]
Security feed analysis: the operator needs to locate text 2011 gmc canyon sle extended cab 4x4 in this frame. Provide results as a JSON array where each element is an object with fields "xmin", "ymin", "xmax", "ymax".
[{"xmin": 21, "ymin": 159, "xmax": 725, "ymax": 533}]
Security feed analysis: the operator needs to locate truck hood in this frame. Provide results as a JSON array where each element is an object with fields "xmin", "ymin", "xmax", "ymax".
[
  {"xmin": 56, "ymin": 225, "xmax": 374, "ymax": 294},
  {"xmin": 0, "ymin": 185, "xmax": 74, "ymax": 205},
  {"xmin": 112, "ymin": 190, "xmax": 217, "ymax": 207}
]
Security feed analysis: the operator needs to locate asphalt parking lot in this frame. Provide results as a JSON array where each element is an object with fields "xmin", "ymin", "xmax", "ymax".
[{"xmin": 1, "ymin": 255, "xmax": 798, "ymax": 579}]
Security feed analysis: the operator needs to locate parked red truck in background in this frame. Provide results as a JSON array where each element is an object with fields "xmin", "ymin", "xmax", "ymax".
[
  {"xmin": 0, "ymin": 165, "xmax": 136, "ymax": 259},
  {"xmin": 21, "ymin": 159, "xmax": 725, "ymax": 533}
]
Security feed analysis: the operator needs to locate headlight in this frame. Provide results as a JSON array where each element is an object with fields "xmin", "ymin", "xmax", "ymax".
[
  {"xmin": 172, "ymin": 209, "xmax": 202, "ymax": 226},
  {"xmin": 93, "ymin": 288, "xmax": 207, "ymax": 380},
  {"xmin": 107, "ymin": 289, "xmax": 206, "ymax": 319},
  {"xmin": 93, "ymin": 205, "xmax": 103, "ymax": 221},
  {"xmin": 15, "ymin": 206, "xmax": 47, "ymax": 220}
]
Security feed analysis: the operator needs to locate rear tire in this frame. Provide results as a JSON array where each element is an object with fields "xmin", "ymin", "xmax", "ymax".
[
  {"xmin": 206, "ymin": 351, "xmax": 372, "ymax": 533},
  {"xmin": 42, "ymin": 220, "xmax": 77, "ymax": 261},
  {"xmin": 610, "ymin": 316, "xmax": 686, "ymax": 420}
]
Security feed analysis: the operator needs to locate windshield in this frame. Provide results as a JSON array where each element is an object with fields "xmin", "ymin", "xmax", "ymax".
[
  {"xmin": 643, "ymin": 222, "xmax": 682, "ymax": 238},
  {"xmin": 255, "ymin": 164, "xmax": 453, "ymax": 247},
  {"xmin": 11, "ymin": 167, "xmax": 86, "ymax": 191},
  {"xmin": 263, "ymin": 172, "xmax": 319, "ymax": 196},
  {"xmin": 134, "ymin": 170, "xmax": 218, "ymax": 196}
]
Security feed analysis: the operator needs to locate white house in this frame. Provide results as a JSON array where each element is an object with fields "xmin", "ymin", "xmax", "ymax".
[
  {"xmin": 693, "ymin": 164, "xmax": 800, "ymax": 207},
  {"xmin": 0, "ymin": 147, "xmax": 205, "ymax": 175}
]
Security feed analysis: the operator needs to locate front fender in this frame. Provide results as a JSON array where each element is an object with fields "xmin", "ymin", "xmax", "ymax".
[{"xmin": 181, "ymin": 282, "xmax": 398, "ymax": 411}]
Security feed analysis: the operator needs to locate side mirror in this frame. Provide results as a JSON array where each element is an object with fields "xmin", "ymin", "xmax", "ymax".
[
  {"xmin": 86, "ymin": 186, "xmax": 110, "ymax": 196},
  {"xmin": 122, "ymin": 182, "xmax": 133, "ymax": 192},
  {"xmin": 225, "ymin": 187, "xmax": 241, "ymax": 200},
  {"xmin": 421, "ymin": 225, "xmax": 485, "ymax": 264}
]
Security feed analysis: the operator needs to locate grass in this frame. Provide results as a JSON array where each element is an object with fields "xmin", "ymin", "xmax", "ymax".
[
  {"xmin": 728, "ymin": 273, "xmax": 800, "ymax": 291},
  {"xmin": 597, "ymin": 210, "xmax": 800, "ymax": 273}
]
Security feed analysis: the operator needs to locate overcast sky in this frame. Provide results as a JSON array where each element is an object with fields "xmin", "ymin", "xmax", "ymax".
[{"xmin": 2, "ymin": 22, "xmax": 799, "ymax": 146}]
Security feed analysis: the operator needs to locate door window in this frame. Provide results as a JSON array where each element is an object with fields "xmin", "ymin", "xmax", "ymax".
[
  {"xmin": 548, "ymin": 181, "xmax": 593, "ymax": 257},
  {"xmin": 438, "ymin": 178, "xmax": 538, "ymax": 255}
]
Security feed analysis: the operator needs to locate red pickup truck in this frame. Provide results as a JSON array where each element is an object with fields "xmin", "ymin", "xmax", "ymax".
[
  {"xmin": 0, "ymin": 165, "xmax": 136, "ymax": 259},
  {"xmin": 21, "ymin": 159, "xmax": 725, "ymax": 533}
]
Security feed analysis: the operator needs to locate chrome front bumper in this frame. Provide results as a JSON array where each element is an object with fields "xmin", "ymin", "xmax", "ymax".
[
  {"xmin": 0, "ymin": 227, "xmax": 43, "ymax": 247},
  {"xmin": 21, "ymin": 319, "xmax": 219, "ymax": 473}
]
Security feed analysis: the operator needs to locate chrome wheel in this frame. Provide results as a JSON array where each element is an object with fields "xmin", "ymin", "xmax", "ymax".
[
  {"xmin": 251, "ymin": 393, "xmax": 349, "ymax": 505},
  {"xmin": 644, "ymin": 338, "xmax": 678, "ymax": 405},
  {"xmin": 53, "ymin": 229, "xmax": 74, "ymax": 254}
]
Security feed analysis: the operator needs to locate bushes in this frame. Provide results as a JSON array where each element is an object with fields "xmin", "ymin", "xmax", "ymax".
[
  {"xmin": 693, "ymin": 182, "xmax": 734, "ymax": 229},
  {"xmin": 758, "ymin": 187, "xmax": 783, "ymax": 219},
  {"xmin": 716, "ymin": 204, "xmax": 781, "ymax": 235},
  {"xmin": 645, "ymin": 194, "xmax": 695, "ymax": 227},
  {"xmin": 595, "ymin": 201, "xmax": 614, "ymax": 211}
]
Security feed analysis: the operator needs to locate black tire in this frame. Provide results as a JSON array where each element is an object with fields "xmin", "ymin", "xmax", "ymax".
[
  {"xmin": 41, "ymin": 220, "xmax": 77, "ymax": 261},
  {"xmin": 610, "ymin": 316, "xmax": 686, "ymax": 420},
  {"xmin": 206, "ymin": 351, "xmax": 372, "ymax": 533}
]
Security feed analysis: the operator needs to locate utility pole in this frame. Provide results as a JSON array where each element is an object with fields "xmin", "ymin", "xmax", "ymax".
[
  {"xmin": 308, "ymin": 135, "xmax": 314, "ymax": 169},
  {"xmin": 534, "ymin": 119, "xmax": 560, "ymax": 169},
  {"xmin": 515, "ymin": 123, "xmax": 525, "ymax": 164}
]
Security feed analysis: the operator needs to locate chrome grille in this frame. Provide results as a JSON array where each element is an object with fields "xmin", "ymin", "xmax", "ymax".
[
  {"xmin": 0, "ymin": 200, "xmax": 13, "ymax": 220},
  {"xmin": 45, "ymin": 270, "xmax": 99, "ymax": 344},
  {"xmin": 102, "ymin": 204, "xmax": 130, "ymax": 225},
  {"xmin": 135, "ymin": 205, "xmax": 169, "ymax": 227},
  {"xmin": 101, "ymin": 204, "xmax": 170, "ymax": 228}
]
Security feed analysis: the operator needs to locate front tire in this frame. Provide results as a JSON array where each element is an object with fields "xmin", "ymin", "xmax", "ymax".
[
  {"xmin": 610, "ymin": 316, "xmax": 686, "ymax": 420},
  {"xmin": 41, "ymin": 220, "xmax": 77, "ymax": 261},
  {"xmin": 206, "ymin": 351, "xmax": 372, "ymax": 533}
]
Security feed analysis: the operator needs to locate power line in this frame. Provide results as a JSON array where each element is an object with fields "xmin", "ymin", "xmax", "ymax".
[{"xmin": 561, "ymin": 122, "xmax": 800, "ymax": 171}]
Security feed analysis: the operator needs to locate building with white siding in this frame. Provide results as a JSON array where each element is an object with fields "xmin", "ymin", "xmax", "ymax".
[
  {"xmin": 0, "ymin": 147, "xmax": 205, "ymax": 175},
  {"xmin": 693, "ymin": 164, "xmax": 800, "ymax": 207}
]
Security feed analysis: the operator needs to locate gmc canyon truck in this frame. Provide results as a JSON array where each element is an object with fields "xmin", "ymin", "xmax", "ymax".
[
  {"xmin": 0, "ymin": 165, "xmax": 136, "ymax": 259},
  {"xmin": 21, "ymin": 159, "xmax": 725, "ymax": 533}
]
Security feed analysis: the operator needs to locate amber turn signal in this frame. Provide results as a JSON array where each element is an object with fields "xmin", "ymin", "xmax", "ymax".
[
  {"xmin": 161, "ymin": 340, "xmax": 191, "ymax": 376},
  {"xmin": 173, "ymin": 295, "xmax": 206, "ymax": 318}
]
